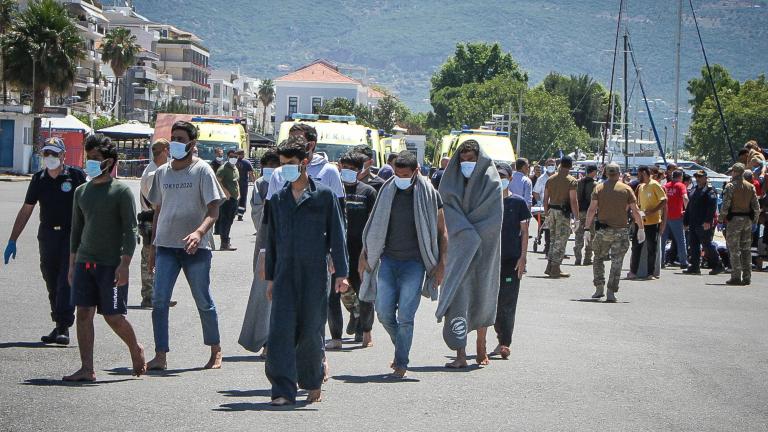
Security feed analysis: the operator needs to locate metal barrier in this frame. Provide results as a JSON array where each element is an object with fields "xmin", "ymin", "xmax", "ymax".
[{"xmin": 117, "ymin": 159, "xmax": 150, "ymax": 178}]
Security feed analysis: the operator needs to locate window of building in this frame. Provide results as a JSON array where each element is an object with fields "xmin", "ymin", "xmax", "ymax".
[
  {"xmin": 288, "ymin": 96, "xmax": 298, "ymax": 115},
  {"xmin": 311, "ymin": 97, "xmax": 322, "ymax": 113},
  {"xmin": 213, "ymin": 84, "xmax": 221, "ymax": 98}
]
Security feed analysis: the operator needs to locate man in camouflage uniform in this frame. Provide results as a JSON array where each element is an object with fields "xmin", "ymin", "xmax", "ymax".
[
  {"xmin": 574, "ymin": 164, "xmax": 597, "ymax": 265},
  {"xmin": 543, "ymin": 156, "xmax": 579, "ymax": 278},
  {"xmin": 718, "ymin": 163, "xmax": 760, "ymax": 286},
  {"xmin": 585, "ymin": 163, "xmax": 645, "ymax": 302}
]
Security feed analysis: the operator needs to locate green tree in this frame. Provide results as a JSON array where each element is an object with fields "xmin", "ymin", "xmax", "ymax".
[
  {"xmin": 317, "ymin": 97, "xmax": 376, "ymax": 127},
  {"xmin": 257, "ymin": 78, "xmax": 274, "ymax": 134},
  {"xmin": 687, "ymin": 64, "xmax": 740, "ymax": 117},
  {"xmin": 542, "ymin": 72, "xmax": 616, "ymax": 137},
  {"xmin": 373, "ymin": 94, "xmax": 409, "ymax": 133},
  {"xmin": 2, "ymin": 0, "xmax": 83, "ymax": 149},
  {"xmin": 520, "ymin": 87, "xmax": 591, "ymax": 161},
  {"xmin": 430, "ymin": 42, "xmax": 528, "ymax": 128},
  {"xmin": 101, "ymin": 27, "xmax": 140, "ymax": 120},
  {"xmin": 0, "ymin": 0, "xmax": 17, "ymax": 104},
  {"xmin": 687, "ymin": 74, "xmax": 768, "ymax": 171}
]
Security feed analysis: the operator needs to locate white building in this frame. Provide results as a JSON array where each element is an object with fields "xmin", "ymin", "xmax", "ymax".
[{"xmin": 208, "ymin": 70, "xmax": 236, "ymax": 117}]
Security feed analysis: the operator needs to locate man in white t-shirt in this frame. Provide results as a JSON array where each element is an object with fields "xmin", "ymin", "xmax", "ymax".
[
  {"xmin": 138, "ymin": 139, "xmax": 168, "ymax": 308},
  {"xmin": 146, "ymin": 121, "xmax": 226, "ymax": 371}
]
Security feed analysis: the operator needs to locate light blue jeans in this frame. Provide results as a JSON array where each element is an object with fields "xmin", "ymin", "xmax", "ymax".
[
  {"xmin": 375, "ymin": 256, "xmax": 426, "ymax": 370},
  {"xmin": 662, "ymin": 219, "xmax": 688, "ymax": 267},
  {"xmin": 152, "ymin": 247, "xmax": 220, "ymax": 352}
]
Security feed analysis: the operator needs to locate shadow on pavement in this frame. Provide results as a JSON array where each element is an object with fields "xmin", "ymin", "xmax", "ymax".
[
  {"xmin": 407, "ymin": 364, "xmax": 482, "ymax": 373},
  {"xmin": 331, "ymin": 374, "xmax": 419, "ymax": 384},
  {"xmin": 223, "ymin": 355, "xmax": 264, "ymax": 363},
  {"xmin": 570, "ymin": 299, "xmax": 631, "ymax": 304},
  {"xmin": 214, "ymin": 402, "xmax": 317, "ymax": 412},
  {"xmin": 0, "ymin": 342, "xmax": 71, "ymax": 349},
  {"xmin": 219, "ymin": 389, "xmax": 273, "ymax": 398},
  {"xmin": 22, "ymin": 378, "xmax": 134, "ymax": 387}
]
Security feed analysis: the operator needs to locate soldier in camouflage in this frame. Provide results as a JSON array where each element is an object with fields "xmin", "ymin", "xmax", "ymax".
[
  {"xmin": 585, "ymin": 163, "xmax": 645, "ymax": 302},
  {"xmin": 542, "ymin": 156, "xmax": 579, "ymax": 278},
  {"xmin": 718, "ymin": 163, "xmax": 760, "ymax": 286}
]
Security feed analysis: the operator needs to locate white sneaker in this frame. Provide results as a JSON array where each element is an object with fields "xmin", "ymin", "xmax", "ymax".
[{"xmin": 324, "ymin": 339, "xmax": 342, "ymax": 350}]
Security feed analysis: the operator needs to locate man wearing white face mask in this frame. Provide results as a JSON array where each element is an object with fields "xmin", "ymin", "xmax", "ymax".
[
  {"xmin": 215, "ymin": 149, "xmax": 240, "ymax": 251},
  {"xmin": 250, "ymin": 149, "xmax": 280, "ymax": 233},
  {"xmin": 4, "ymin": 137, "xmax": 86, "ymax": 345},
  {"xmin": 358, "ymin": 150, "xmax": 447, "ymax": 379}
]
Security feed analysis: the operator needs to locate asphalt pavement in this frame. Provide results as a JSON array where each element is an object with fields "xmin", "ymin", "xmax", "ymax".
[{"xmin": 1, "ymin": 179, "xmax": 766, "ymax": 432}]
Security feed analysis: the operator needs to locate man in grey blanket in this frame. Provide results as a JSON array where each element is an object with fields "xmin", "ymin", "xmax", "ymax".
[{"xmin": 437, "ymin": 140, "xmax": 503, "ymax": 368}]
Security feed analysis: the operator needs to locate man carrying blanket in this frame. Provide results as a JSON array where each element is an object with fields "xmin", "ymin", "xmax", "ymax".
[{"xmin": 437, "ymin": 140, "xmax": 503, "ymax": 368}]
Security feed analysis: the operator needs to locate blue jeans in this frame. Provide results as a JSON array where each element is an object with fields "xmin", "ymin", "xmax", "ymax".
[
  {"xmin": 662, "ymin": 219, "xmax": 688, "ymax": 266},
  {"xmin": 152, "ymin": 247, "xmax": 220, "ymax": 352},
  {"xmin": 375, "ymin": 256, "xmax": 426, "ymax": 370}
]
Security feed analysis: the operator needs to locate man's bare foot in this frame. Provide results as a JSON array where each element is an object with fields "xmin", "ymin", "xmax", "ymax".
[
  {"xmin": 389, "ymin": 359, "xmax": 396, "ymax": 370},
  {"xmin": 130, "ymin": 343, "xmax": 147, "ymax": 377},
  {"xmin": 499, "ymin": 345, "xmax": 511, "ymax": 359},
  {"xmin": 306, "ymin": 389, "xmax": 322, "ymax": 403},
  {"xmin": 476, "ymin": 339, "xmax": 489, "ymax": 365},
  {"xmin": 362, "ymin": 332, "xmax": 373, "ymax": 348},
  {"xmin": 204, "ymin": 347, "xmax": 222, "ymax": 369},
  {"xmin": 391, "ymin": 368, "xmax": 407, "ymax": 378},
  {"xmin": 476, "ymin": 352, "xmax": 490, "ymax": 366},
  {"xmin": 322, "ymin": 358, "xmax": 329, "ymax": 382},
  {"xmin": 270, "ymin": 397, "xmax": 293, "ymax": 406},
  {"xmin": 146, "ymin": 354, "xmax": 167, "ymax": 371},
  {"xmin": 63, "ymin": 368, "xmax": 96, "ymax": 382},
  {"xmin": 445, "ymin": 358, "xmax": 468, "ymax": 369}
]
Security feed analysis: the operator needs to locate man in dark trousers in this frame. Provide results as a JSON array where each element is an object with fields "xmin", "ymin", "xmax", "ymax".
[
  {"xmin": 574, "ymin": 164, "xmax": 597, "ymax": 266},
  {"xmin": 4, "ymin": 138, "xmax": 86, "ymax": 345},
  {"xmin": 236, "ymin": 149, "xmax": 255, "ymax": 221},
  {"xmin": 352, "ymin": 144, "xmax": 385, "ymax": 192},
  {"xmin": 684, "ymin": 170, "xmax": 724, "ymax": 275},
  {"xmin": 265, "ymin": 137, "xmax": 349, "ymax": 406}
]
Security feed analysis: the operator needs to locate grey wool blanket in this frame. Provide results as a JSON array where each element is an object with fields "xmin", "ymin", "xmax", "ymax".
[
  {"xmin": 358, "ymin": 173, "xmax": 442, "ymax": 303},
  {"xmin": 436, "ymin": 148, "xmax": 502, "ymax": 327}
]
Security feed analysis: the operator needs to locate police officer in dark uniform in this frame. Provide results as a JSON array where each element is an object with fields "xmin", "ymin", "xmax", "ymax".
[
  {"xmin": 683, "ymin": 170, "xmax": 724, "ymax": 275},
  {"xmin": 3, "ymin": 138, "xmax": 87, "ymax": 344}
]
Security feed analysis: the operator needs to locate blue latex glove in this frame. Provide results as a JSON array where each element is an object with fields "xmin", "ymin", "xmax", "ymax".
[{"xmin": 4, "ymin": 240, "xmax": 16, "ymax": 264}]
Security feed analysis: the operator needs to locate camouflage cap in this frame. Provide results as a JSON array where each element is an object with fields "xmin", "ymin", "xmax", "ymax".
[
  {"xmin": 730, "ymin": 162, "xmax": 746, "ymax": 174},
  {"xmin": 605, "ymin": 162, "xmax": 620, "ymax": 174}
]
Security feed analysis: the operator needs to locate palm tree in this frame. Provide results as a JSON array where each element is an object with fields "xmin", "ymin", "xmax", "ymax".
[
  {"xmin": 101, "ymin": 27, "xmax": 140, "ymax": 120},
  {"xmin": 0, "ymin": 0, "xmax": 17, "ymax": 104},
  {"xmin": 2, "ymin": 0, "xmax": 83, "ymax": 149},
  {"xmin": 257, "ymin": 78, "xmax": 274, "ymax": 134}
]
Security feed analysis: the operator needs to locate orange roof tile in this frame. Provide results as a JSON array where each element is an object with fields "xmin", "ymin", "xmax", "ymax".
[
  {"xmin": 276, "ymin": 61, "xmax": 360, "ymax": 84},
  {"xmin": 367, "ymin": 87, "xmax": 386, "ymax": 98}
]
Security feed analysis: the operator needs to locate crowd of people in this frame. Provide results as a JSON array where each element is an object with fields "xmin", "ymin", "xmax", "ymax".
[{"xmin": 3, "ymin": 123, "xmax": 766, "ymax": 405}]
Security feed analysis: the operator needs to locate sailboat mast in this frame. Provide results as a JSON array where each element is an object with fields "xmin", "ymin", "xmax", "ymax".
[
  {"xmin": 623, "ymin": 31, "xmax": 629, "ymax": 169},
  {"xmin": 673, "ymin": 0, "xmax": 683, "ymax": 163}
]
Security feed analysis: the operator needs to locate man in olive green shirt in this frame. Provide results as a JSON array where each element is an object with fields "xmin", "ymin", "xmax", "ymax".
[
  {"xmin": 64, "ymin": 135, "xmax": 145, "ymax": 382},
  {"xmin": 215, "ymin": 149, "xmax": 240, "ymax": 251}
]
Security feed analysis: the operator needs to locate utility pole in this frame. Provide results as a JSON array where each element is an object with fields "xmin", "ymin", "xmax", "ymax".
[
  {"xmin": 516, "ymin": 90, "xmax": 523, "ymax": 157},
  {"xmin": 623, "ymin": 31, "xmax": 629, "ymax": 170},
  {"xmin": 673, "ymin": 0, "xmax": 683, "ymax": 163}
]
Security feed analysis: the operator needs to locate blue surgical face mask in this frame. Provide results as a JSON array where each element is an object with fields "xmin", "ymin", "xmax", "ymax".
[
  {"xmin": 85, "ymin": 159, "xmax": 106, "ymax": 178},
  {"xmin": 340, "ymin": 168, "xmax": 358, "ymax": 184},
  {"xmin": 169, "ymin": 141, "xmax": 189, "ymax": 160},
  {"xmin": 261, "ymin": 167, "xmax": 274, "ymax": 182},
  {"xmin": 546, "ymin": 165, "xmax": 556, "ymax": 174},
  {"xmin": 282, "ymin": 164, "xmax": 301, "ymax": 183},
  {"xmin": 460, "ymin": 161, "xmax": 476, "ymax": 178},
  {"xmin": 501, "ymin": 178, "xmax": 510, "ymax": 189},
  {"xmin": 394, "ymin": 175, "xmax": 412, "ymax": 190}
]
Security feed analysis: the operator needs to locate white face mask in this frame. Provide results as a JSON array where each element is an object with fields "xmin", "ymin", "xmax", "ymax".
[
  {"xmin": 169, "ymin": 141, "xmax": 189, "ymax": 160},
  {"xmin": 228, "ymin": 157, "xmax": 238, "ymax": 165},
  {"xmin": 394, "ymin": 175, "xmax": 412, "ymax": 190},
  {"xmin": 340, "ymin": 168, "xmax": 358, "ymax": 184},
  {"xmin": 44, "ymin": 155, "xmax": 61, "ymax": 170},
  {"xmin": 460, "ymin": 161, "xmax": 477, "ymax": 178},
  {"xmin": 282, "ymin": 164, "xmax": 301, "ymax": 183},
  {"xmin": 546, "ymin": 165, "xmax": 556, "ymax": 174},
  {"xmin": 501, "ymin": 178, "xmax": 510, "ymax": 189}
]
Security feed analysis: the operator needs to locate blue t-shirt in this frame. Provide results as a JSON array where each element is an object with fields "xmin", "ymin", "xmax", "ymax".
[{"xmin": 501, "ymin": 194, "xmax": 532, "ymax": 262}]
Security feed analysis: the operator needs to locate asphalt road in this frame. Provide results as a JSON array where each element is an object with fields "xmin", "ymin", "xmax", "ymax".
[{"xmin": 1, "ymin": 179, "xmax": 767, "ymax": 432}]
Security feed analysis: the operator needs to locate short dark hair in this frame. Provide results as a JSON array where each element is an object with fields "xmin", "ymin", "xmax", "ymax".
[
  {"xmin": 260, "ymin": 149, "xmax": 280, "ymax": 167},
  {"xmin": 586, "ymin": 164, "xmax": 598, "ymax": 174},
  {"xmin": 289, "ymin": 123, "xmax": 317, "ymax": 142},
  {"xmin": 227, "ymin": 149, "xmax": 237, "ymax": 156},
  {"xmin": 637, "ymin": 165, "xmax": 651, "ymax": 176},
  {"xmin": 515, "ymin": 158, "xmax": 529, "ymax": 171},
  {"xmin": 277, "ymin": 136, "xmax": 308, "ymax": 161},
  {"xmin": 682, "ymin": 173, "xmax": 691, "ymax": 182},
  {"xmin": 560, "ymin": 156, "xmax": 573, "ymax": 169},
  {"xmin": 738, "ymin": 149, "xmax": 750, "ymax": 156},
  {"xmin": 457, "ymin": 139, "xmax": 480, "ymax": 156},
  {"xmin": 85, "ymin": 134, "xmax": 118, "ymax": 166},
  {"xmin": 672, "ymin": 170, "xmax": 683, "ymax": 179},
  {"xmin": 743, "ymin": 170, "xmax": 754, "ymax": 181},
  {"xmin": 171, "ymin": 121, "xmax": 198, "ymax": 140},
  {"xmin": 393, "ymin": 150, "xmax": 417, "ymax": 170},
  {"xmin": 386, "ymin": 153, "xmax": 398, "ymax": 164},
  {"xmin": 339, "ymin": 151, "xmax": 366, "ymax": 170},
  {"xmin": 352, "ymin": 144, "xmax": 374, "ymax": 161}
]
